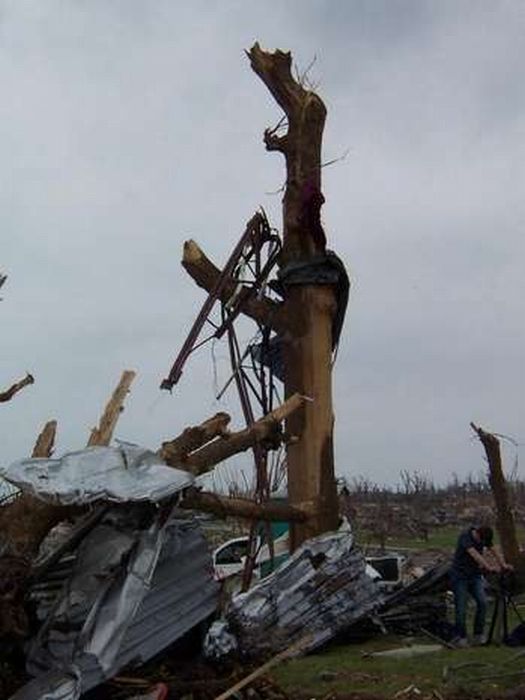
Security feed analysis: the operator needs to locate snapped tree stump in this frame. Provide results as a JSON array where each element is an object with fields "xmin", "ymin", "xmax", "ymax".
[
  {"xmin": 247, "ymin": 43, "xmax": 341, "ymax": 547},
  {"xmin": 470, "ymin": 422, "xmax": 521, "ymax": 566}
]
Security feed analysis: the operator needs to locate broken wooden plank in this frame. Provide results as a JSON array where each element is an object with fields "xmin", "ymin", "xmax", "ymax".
[{"xmin": 213, "ymin": 635, "xmax": 312, "ymax": 700}]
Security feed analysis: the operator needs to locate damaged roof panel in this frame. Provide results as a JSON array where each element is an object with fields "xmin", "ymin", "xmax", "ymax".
[
  {"xmin": 25, "ymin": 507, "xmax": 219, "ymax": 696},
  {"xmin": 1, "ymin": 443, "xmax": 193, "ymax": 505}
]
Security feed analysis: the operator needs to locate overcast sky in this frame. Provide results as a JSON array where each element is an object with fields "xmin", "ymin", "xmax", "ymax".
[{"xmin": 2, "ymin": 0, "xmax": 524, "ymax": 489}]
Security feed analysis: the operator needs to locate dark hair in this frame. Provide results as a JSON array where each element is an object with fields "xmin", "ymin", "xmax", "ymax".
[{"xmin": 477, "ymin": 526, "xmax": 494, "ymax": 547}]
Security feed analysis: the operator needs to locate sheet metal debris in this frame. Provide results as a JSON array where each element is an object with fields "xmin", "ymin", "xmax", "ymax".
[
  {"xmin": 205, "ymin": 529, "xmax": 382, "ymax": 659},
  {"xmin": 1, "ymin": 443, "xmax": 193, "ymax": 505},
  {"xmin": 25, "ymin": 507, "xmax": 219, "ymax": 696},
  {"xmin": 8, "ymin": 667, "xmax": 81, "ymax": 700},
  {"xmin": 4, "ymin": 445, "xmax": 219, "ymax": 700}
]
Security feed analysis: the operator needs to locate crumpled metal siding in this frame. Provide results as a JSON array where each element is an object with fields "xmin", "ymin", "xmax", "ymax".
[
  {"xmin": 206, "ymin": 530, "xmax": 382, "ymax": 658},
  {"xmin": 25, "ymin": 508, "xmax": 219, "ymax": 695},
  {"xmin": 8, "ymin": 668, "xmax": 81, "ymax": 700},
  {"xmin": 1, "ymin": 443, "xmax": 193, "ymax": 505}
]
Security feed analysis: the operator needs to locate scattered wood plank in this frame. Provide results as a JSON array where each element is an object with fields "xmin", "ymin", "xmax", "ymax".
[{"xmin": 213, "ymin": 635, "xmax": 313, "ymax": 700}]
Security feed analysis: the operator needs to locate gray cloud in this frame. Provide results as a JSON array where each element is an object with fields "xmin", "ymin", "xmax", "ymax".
[{"xmin": 1, "ymin": 1, "xmax": 524, "ymax": 488}]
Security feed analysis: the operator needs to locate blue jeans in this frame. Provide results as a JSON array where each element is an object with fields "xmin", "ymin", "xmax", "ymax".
[{"xmin": 451, "ymin": 573, "xmax": 487, "ymax": 638}]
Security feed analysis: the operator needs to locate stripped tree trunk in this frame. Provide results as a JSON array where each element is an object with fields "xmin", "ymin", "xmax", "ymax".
[
  {"xmin": 470, "ymin": 422, "xmax": 520, "ymax": 566},
  {"xmin": 248, "ymin": 44, "xmax": 340, "ymax": 548}
]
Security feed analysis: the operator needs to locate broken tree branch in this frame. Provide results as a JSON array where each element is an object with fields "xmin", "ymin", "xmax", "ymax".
[
  {"xmin": 87, "ymin": 370, "xmax": 136, "ymax": 446},
  {"xmin": 177, "ymin": 393, "xmax": 305, "ymax": 476},
  {"xmin": 470, "ymin": 422, "xmax": 521, "ymax": 566},
  {"xmin": 0, "ymin": 372, "xmax": 34, "ymax": 403},
  {"xmin": 182, "ymin": 239, "xmax": 291, "ymax": 335},
  {"xmin": 32, "ymin": 420, "xmax": 57, "ymax": 458},
  {"xmin": 159, "ymin": 412, "xmax": 231, "ymax": 466},
  {"xmin": 179, "ymin": 488, "xmax": 308, "ymax": 522}
]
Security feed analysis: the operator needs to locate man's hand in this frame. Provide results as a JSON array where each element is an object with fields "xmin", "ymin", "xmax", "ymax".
[
  {"xmin": 503, "ymin": 562, "xmax": 514, "ymax": 572},
  {"xmin": 483, "ymin": 562, "xmax": 500, "ymax": 574}
]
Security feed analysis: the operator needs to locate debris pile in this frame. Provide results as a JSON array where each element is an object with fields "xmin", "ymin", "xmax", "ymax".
[
  {"xmin": 1, "ymin": 445, "xmax": 219, "ymax": 700},
  {"xmin": 206, "ymin": 530, "xmax": 382, "ymax": 660}
]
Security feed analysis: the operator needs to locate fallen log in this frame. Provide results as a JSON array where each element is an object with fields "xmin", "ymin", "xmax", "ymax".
[
  {"xmin": 0, "ymin": 372, "xmax": 34, "ymax": 403},
  {"xmin": 180, "ymin": 487, "xmax": 308, "ymax": 522},
  {"xmin": 160, "ymin": 412, "xmax": 231, "ymax": 466},
  {"xmin": 177, "ymin": 393, "xmax": 305, "ymax": 475}
]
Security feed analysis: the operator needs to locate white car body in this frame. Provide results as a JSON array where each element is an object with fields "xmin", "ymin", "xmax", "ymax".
[{"xmin": 212, "ymin": 534, "xmax": 404, "ymax": 589}]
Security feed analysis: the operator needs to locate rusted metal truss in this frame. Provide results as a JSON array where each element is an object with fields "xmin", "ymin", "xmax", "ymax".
[{"xmin": 161, "ymin": 210, "xmax": 285, "ymax": 588}]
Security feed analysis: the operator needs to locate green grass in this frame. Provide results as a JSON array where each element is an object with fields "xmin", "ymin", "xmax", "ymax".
[
  {"xmin": 357, "ymin": 525, "xmax": 525, "ymax": 553},
  {"xmin": 271, "ymin": 636, "xmax": 525, "ymax": 698}
]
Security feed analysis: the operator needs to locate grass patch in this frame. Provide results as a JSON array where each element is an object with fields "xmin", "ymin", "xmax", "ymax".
[
  {"xmin": 271, "ymin": 636, "xmax": 525, "ymax": 698},
  {"xmin": 357, "ymin": 526, "xmax": 525, "ymax": 554}
]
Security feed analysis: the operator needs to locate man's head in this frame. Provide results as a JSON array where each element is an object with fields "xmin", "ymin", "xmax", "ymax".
[{"xmin": 476, "ymin": 526, "xmax": 494, "ymax": 547}]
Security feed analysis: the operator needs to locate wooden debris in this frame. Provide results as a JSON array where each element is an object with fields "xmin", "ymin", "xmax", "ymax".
[
  {"xmin": 160, "ymin": 412, "xmax": 231, "ymax": 466},
  {"xmin": 0, "ymin": 372, "xmax": 34, "ymax": 403},
  {"xmin": 32, "ymin": 420, "xmax": 57, "ymax": 458},
  {"xmin": 213, "ymin": 635, "xmax": 312, "ymax": 700},
  {"xmin": 178, "ymin": 393, "xmax": 305, "ymax": 476},
  {"xmin": 88, "ymin": 370, "xmax": 136, "ymax": 446},
  {"xmin": 179, "ymin": 487, "xmax": 308, "ymax": 522}
]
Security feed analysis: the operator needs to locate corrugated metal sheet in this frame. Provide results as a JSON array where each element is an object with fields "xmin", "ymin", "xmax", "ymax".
[
  {"xmin": 8, "ymin": 668, "xmax": 81, "ymax": 700},
  {"xmin": 1, "ymin": 443, "xmax": 193, "ymax": 505},
  {"xmin": 205, "ymin": 529, "xmax": 382, "ymax": 658},
  {"xmin": 25, "ymin": 507, "xmax": 219, "ymax": 696}
]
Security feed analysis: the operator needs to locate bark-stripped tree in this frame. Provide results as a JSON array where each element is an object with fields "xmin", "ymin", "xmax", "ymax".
[
  {"xmin": 182, "ymin": 45, "xmax": 344, "ymax": 548},
  {"xmin": 470, "ymin": 422, "xmax": 521, "ymax": 567},
  {"xmin": 248, "ymin": 44, "xmax": 341, "ymax": 548}
]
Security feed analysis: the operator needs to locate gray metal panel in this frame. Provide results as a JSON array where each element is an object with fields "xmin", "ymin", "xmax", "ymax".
[
  {"xmin": 208, "ymin": 530, "xmax": 382, "ymax": 658},
  {"xmin": 26, "ymin": 508, "xmax": 220, "ymax": 695},
  {"xmin": 1, "ymin": 443, "xmax": 193, "ymax": 505}
]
